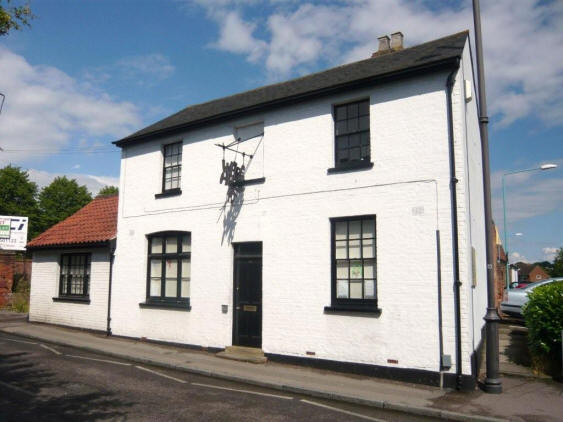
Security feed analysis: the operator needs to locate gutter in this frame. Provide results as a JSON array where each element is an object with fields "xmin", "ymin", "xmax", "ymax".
[
  {"xmin": 445, "ymin": 60, "xmax": 464, "ymax": 390},
  {"xmin": 26, "ymin": 241, "xmax": 111, "ymax": 251},
  {"xmin": 106, "ymin": 238, "xmax": 117, "ymax": 336}
]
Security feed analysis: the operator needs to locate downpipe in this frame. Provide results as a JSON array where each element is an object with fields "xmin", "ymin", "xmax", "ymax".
[
  {"xmin": 445, "ymin": 62, "xmax": 464, "ymax": 390},
  {"xmin": 107, "ymin": 238, "xmax": 116, "ymax": 336}
]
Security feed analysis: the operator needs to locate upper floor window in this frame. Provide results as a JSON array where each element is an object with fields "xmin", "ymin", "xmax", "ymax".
[
  {"xmin": 59, "ymin": 253, "xmax": 90, "ymax": 298},
  {"xmin": 162, "ymin": 142, "xmax": 182, "ymax": 192},
  {"xmin": 146, "ymin": 232, "xmax": 191, "ymax": 307},
  {"xmin": 334, "ymin": 99, "xmax": 370, "ymax": 169}
]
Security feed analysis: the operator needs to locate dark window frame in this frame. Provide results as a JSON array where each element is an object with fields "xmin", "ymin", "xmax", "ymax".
[
  {"xmin": 145, "ymin": 231, "xmax": 191, "ymax": 307},
  {"xmin": 333, "ymin": 99, "xmax": 371, "ymax": 170},
  {"xmin": 58, "ymin": 253, "xmax": 91, "ymax": 299},
  {"xmin": 161, "ymin": 141, "xmax": 183, "ymax": 194},
  {"xmin": 328, "ymin": 215, "xmax": 379, "ymax": 312}
]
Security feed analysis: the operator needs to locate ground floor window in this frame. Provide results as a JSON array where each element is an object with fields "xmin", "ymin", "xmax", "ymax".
[
  {"xmin": 59, "ymin": 253, "xmax": 90, "ymax": 298},
  {"xmin": 147, "ymin": 232, "xmax": 191, "ymax": 305},
  {"xmin": 330, "ymin": 215, "xmax": 377, "ymax": 310}
]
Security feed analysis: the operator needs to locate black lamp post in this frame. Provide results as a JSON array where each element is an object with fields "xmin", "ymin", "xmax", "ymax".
[{"xmin": 472, "ymin": 0, "xmax": 502, "ymax": 394}]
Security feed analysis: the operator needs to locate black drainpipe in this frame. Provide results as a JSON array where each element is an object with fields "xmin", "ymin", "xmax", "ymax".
[
  {"xmin": 446, "ymin": 61, "xmax": 463, "ymax": 390},
  {"xmin": 106, "ymin": 238, "xmax": 116, "ymax": 336}
]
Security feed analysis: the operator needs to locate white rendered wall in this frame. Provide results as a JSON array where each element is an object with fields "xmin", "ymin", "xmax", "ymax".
[
  {"xmin": 112, "ymin": 69, "xmax": 477, "ymax": 375},
  {"xmin": 29, "ymin": 248, "xmax": 110, "ymax": 331},
  {"xmin": 459, "ymin": 42, "xmax": 488, "ymax": 355}
]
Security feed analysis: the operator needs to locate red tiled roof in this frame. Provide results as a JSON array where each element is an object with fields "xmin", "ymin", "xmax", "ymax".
[{"xmin": 27, "ymin": 195, "xmax": 118, "ymax": 249}]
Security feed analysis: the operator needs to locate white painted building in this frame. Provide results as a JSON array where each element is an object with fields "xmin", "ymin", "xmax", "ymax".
[{"xmin": 31, "ymin": 31, "xmax": 489, "ymax": 390}]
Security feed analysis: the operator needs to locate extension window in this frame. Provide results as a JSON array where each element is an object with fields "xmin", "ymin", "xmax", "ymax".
[{"xmin": 58, "ymin": 253, "xmax": 90, "ymax": 299}]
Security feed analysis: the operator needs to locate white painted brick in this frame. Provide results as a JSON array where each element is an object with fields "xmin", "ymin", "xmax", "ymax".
[
  {"xmin": 107, "ymin": 40, "xmax": 486, "ymax": 377},
  {"xmin": 29, "ymin": 248, "xmax": 110, "ymax": 331}
]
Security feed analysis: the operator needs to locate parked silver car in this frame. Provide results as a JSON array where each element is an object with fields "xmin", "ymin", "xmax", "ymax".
[{"xmin": 500, "ymin": 277, "xmax": 563, "ymax": 317}]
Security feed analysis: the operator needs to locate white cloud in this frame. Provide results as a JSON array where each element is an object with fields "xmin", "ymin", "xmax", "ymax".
[
  {"xmin": 542, "ymin": 247, "xmax": 559, "ymax": 262},
  {"xmin": 188, "ymin": 0, "xmax": 563, "ymax": 127},
  {"xmin": 28, "ymin": 169, "xmax": 119, "ymax": 195},
  {"xmin": 511, "ymin": 251, "xmax": 529, "ymax": 263},
  {"xmin": 213, "ymin": 11, "xmax": 267, "ymax": 62},
  {"xmin": 0, "ymin": 47, "xmax": 141, "ymax": 164}
]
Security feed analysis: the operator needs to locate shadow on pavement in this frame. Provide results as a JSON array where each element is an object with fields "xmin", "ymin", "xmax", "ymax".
[{"xmin": 0, "ymin": 349, "xmax": 133, "ymax": 421}]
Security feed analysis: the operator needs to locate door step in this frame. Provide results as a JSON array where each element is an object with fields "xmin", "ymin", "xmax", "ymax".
[{"xmin": 216, "ymin": 346, "xmax": 267, "ymax": 364}]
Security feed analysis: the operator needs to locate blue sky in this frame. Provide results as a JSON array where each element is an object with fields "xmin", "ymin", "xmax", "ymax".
[{"xmin": 0, "ymin": 0, "xmax": 561, "ymax": 263}]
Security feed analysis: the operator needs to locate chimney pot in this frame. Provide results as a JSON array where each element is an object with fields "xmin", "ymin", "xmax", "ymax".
[
  {"xmin": 390, "ymin": 31, "xmax": 404, "ymax": 50},
  {"xmin": 378, "ymin": 35, "xmax": 390, "ymax": 52}
]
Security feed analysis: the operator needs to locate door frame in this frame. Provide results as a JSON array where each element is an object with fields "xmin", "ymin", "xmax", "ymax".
[{"xmin": 232, "ymin": 242, "xmax": 262, "ymax": 348}]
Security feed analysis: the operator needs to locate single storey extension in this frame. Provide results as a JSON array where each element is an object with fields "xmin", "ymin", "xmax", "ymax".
[{"xmin": 27, "ymin": 194, "xmax": 117, "ymax": 332}]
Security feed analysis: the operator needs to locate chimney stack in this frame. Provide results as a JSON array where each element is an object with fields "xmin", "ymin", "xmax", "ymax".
[
  {"xmin": 390, "ymin": 32, "xmax": 404, "ymax": 50},
  {"xmin": 376, "ymin": 35, "xmax": 390, "ymax": 53},
  {"xmin": 372, "ymin": 33, "xmax": 404, "ymax": 58}
]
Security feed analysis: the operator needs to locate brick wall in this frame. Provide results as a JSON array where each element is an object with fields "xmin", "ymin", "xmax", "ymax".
[
  {"xmin": 528, "ymin": 266, "xmax": 550, "ymax": 282},
  {"xmin": 0, "ymin": 253, "xmax": 15, "ymax": 306}
]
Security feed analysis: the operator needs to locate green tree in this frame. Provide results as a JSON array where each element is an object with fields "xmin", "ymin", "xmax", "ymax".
[
  {"xmin": 0, "ymin": 165, "xmax": 39, "ymax": 239},
  {"xmin": 0, "ymin": 0, "xmax": 33, "ymax": 36},
  {"xmin": 97, "ymin": 186, "xmax": 118, "ymax": 197},
  {"xmin": 38, "ymin": 177, "xmax": 92, "ymax": 232},
  {"xmin": 551, "ymin": 248, "xmax": 563, "ymax": 277}
]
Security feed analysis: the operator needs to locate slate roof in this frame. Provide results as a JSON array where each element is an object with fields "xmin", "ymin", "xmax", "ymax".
[
  {"xmin": 27, "ymin": 195, "xmax": 118, "ymax": 249},
  {"xmin": 115, "ymin": 31, "xmax": 468, "ymax": 147}
]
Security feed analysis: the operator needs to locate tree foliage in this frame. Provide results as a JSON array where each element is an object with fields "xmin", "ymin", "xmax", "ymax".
[
  {"xmin": 552, "ymin": 248, "xmax": 563, "ymax": 277},
  {"xmin": 97, "ymin": 186, "xmax": 118, "ymax": 197},
  {"xmin": 0, "ymin": 0, "xmax": 34, "ymax": 36},
  {"xmin": 37, "ymin": 176, "xmax": 92, "ymax": 232},
  {"xmin": 0, "ymin": 165, "xmax": 39, "ymax": 238},
  {"xmin": 522, "ymin": 281, "xmax": 563, "ymax": 374}
]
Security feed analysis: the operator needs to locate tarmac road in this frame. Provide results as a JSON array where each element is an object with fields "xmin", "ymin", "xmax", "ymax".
[{"xmin": 0, "ymin": 332, "xmax": 441, "ymax": 422}]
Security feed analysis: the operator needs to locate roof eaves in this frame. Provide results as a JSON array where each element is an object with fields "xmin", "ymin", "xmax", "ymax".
[{"xmin": 27, "ymin": 240, "xmax": 111, "ymax": 251}]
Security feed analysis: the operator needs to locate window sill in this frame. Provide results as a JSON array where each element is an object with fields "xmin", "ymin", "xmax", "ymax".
[
  {"xmin": 327, "ymin": 162, "xmax": 373, "ymax": 174},
  {"xmin": 324, "ymin": 305, "xmax": 381, "ymax": 316},
  {"xmin": 52, "ymin": 296, "xmax": 90, "ymax": 304},
  {"xmin": 139, "ymin": 301, "xmax": 191, "ymax": 311},
  {"xmin": 230, "ymin": 177, "xmax": 266, "ymax": 188},
  {"xmin": 155, "ymin": 188, "xmax": 182, "ymax": 199}
]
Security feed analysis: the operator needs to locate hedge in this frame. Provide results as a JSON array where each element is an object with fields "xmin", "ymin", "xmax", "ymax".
[{"xmin": 522, "ymin": 281, "xmax": 563, "ymax": 374}]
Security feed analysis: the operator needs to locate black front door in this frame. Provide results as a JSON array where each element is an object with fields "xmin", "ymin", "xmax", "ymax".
[{"xmin": 233, "ymin": 242, "xmax": 262, "ymax": 348}]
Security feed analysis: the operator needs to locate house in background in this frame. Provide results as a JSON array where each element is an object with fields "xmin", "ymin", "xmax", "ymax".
[
  {"xmin": 492, "ymin": 224, "xmax": 507, "ymax": 308},
  {"xmin": 106, "ymin": 30, "xmax": 488, "ymax": 390},
  {"xmin": 27, "ymin": 195, "xmax": 117, "ymax": 332},
  {"xmin": 513, "ymin": 262, "xmax": 550, "ymax": 284}
]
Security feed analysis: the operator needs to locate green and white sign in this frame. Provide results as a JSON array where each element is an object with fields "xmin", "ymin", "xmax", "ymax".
[
  {"xmin": 0, "ymin": 216, "xmax": 28, "ymax": 251},
  {"xmin": 0, "ymin": 218, "xmax": 10, "ymax": 239}
]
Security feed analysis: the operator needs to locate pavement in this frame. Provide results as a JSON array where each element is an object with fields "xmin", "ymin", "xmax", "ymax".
[{"xmin": 1, "ymin": 311, "xmax": 562, "ymax": 422}]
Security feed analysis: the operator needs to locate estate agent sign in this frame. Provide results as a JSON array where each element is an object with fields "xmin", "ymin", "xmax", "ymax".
[{"xmin": 0, "ymin": 216, "xmax": 28, "ymax": 251}]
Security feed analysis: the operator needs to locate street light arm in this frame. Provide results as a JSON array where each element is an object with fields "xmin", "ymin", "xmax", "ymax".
[
  {"xmin": 503, "ymin": 164, "xmax": 558, "ymax": 176},
  {"xmin": 501, "ymin": 162, "xmax": 557, "ymax": 290}
]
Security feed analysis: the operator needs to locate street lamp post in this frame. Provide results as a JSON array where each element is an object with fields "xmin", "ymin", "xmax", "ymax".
[{"xmin": 502, "ymin": 164, "xmax": 558, "ymax": 289}]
